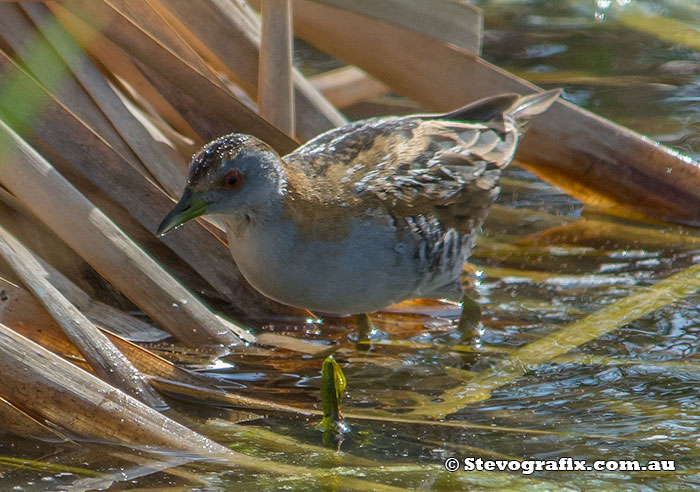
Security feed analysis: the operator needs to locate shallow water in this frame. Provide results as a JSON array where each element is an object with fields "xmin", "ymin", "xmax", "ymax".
[{"xmin": 4, "ymin": 1, "xmax": 700, "ymax": 490}]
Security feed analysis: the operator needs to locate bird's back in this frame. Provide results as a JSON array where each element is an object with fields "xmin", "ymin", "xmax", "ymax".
[{"xmin": 282, "ymin": 89, "xmax": 560, "ymax": 236}]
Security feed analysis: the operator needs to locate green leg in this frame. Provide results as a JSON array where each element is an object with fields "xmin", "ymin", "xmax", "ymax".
[
  {"xmin": 457, "ymin": 292, "xmax": 483, "ymax": 340},
  {"xmin": 354, "ymin": 313, "xmax": 374, "ymax": 350}
]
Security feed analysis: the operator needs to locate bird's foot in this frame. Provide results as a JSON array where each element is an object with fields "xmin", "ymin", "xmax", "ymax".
[
  {"xmin": 354, "ymin": 313, "xmax": 376, "ymax": 351},
  {"xmin": 457, "ymin": 293, "xmax": 484, "ymax": 342}
]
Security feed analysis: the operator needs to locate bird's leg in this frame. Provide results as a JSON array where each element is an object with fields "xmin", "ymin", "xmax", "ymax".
[
  {"xmin": 457, "ymin": 292, "xmax": 483, "ymax": 341},
  {"xmin": 354, "ymin": 313, "xmax": 374, "ymax": 350}
]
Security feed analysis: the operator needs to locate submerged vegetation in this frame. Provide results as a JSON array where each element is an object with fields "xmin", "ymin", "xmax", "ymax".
[{"xmin": 1, "ymin": 0, "xmax": 700, "ymax": 490}]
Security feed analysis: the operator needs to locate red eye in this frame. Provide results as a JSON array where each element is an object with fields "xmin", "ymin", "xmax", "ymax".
[{"xmin": 223, "ymin": 170, "xmax": 242, "ymax": 189}]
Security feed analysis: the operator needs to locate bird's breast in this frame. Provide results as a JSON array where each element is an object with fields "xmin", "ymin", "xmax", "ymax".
[{"xmin": 224, "ymin": 212, "xmax": 423, "ymax": 314}]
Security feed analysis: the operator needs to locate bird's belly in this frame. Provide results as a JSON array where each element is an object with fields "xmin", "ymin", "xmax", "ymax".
[{"xmin": 226, "ymin": 217, "xmax": 422, "ymax": 314}]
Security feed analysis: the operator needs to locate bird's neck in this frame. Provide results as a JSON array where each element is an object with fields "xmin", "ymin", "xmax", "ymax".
[
  {"xmin": 221, "ymin": 188, "xmax": 286, "ymax": 241},
  {"xmin": 226, "ymin": 160, "xmax": 361, "ymax": 243},
  {"xmin": 279, "ymin": 158, "xmax": 313, "ymax": 202}
]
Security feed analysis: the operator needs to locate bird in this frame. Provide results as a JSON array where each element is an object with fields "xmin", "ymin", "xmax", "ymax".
[{"xmin": 157, "ymin": 89, "xmax": 560, "ymax": 324}]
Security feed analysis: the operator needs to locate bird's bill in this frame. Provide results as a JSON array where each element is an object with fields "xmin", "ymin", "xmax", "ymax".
[{"xmin": 157, "ymin": 187, "xmax": 208, "ymax": 236}]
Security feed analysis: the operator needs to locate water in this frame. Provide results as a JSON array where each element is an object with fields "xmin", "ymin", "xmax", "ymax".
[{"xmin": 4, "ymin": 1, "xmax": 700, "ymax": 490}]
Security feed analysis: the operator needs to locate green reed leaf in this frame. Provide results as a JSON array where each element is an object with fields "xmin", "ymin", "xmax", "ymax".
[{"xmin": 317, "ymin": 355, "xmax": 350, "ymax": 435}]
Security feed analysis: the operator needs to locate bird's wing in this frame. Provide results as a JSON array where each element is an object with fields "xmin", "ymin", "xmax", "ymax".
[
  {"xmin": 284, "ymin": 91, "xmax": 559, "ymax": 234},
  {"xmin": 283, "ymin": 114, "xmax": 515, "ymax": 233},
  {"xmin": 353, "ymin": 117, "xmax": 519, "ymax": 233}
]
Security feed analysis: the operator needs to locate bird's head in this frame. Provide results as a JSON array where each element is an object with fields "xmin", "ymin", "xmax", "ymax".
[{"xmin": 157, "ymin": 133, "xmax": 285, "ymax": 236}]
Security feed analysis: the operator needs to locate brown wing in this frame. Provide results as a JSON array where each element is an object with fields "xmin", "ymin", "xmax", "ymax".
[
  {"xmin": 348, "ymin": 117, "xmax": 519, "ymax": 233},
  {"xmin": 283, "ymin": 90, "xmax": 559, "ymax": 234}
]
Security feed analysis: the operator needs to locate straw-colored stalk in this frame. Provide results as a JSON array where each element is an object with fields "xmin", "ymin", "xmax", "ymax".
[
  {"xmin": 310, "ymin": 66, "xmax": 389, "ymax": 109},
  {"xmin": 150, "ymin": 0, "xmax": 346, "ymax": 140},
  {"xmin": 258, "ymin": 0, "xmax": 295, "ymax": 135},
  {"xmin": 0, "ymin": 116, "xmax": 251, "ymax": 347},
  {"xmin": 0, "ymin": 225, "xmax": 166, "ymax": 409}
]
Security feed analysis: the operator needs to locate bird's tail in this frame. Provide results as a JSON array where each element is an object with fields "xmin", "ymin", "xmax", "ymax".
[
  {"xmin": 440, "ymin": 88, "xmax": 561, "ymax": 132},
  {"xmin": 505, "ymin": 88, "xmax": 562, "ymax": 131}
]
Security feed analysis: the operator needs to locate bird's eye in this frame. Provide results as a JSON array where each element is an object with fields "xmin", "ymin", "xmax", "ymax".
[{"xmin": 223, "ymin": 170, "xmax": 242, "ymax": 189}]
